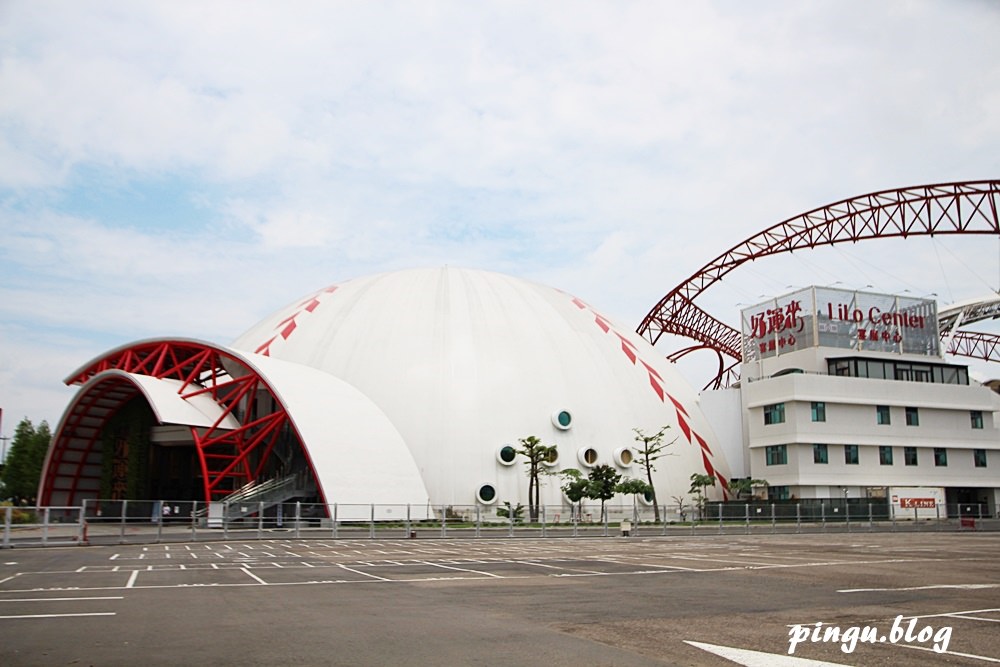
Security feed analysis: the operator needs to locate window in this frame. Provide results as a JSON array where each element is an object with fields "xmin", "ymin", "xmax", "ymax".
[
  {"xmin": 763, "ymin": 403, "xmax": 785, "ymax": 425},
  {"xmin": 974, "ymin": 449, "xmax": 987, "ymax": 468},
  {"xmin": 768, "ymin": 485, "xmax": 790, "ymax": 501},
  {"xmin": 844, "ymin": 444, "xmax": 859, "ymax": 465},
  {"xmin": 497, "ymin": 445, "xmax": 517, "ymax": 465},
  {"xmin": 813, "ymin": 444, "xmax": 828, "ymax": 464},
  {"xmin": 876, "ymin": 405, "xmax": 891, "ymax": 425},
  {"xmin": 825, "ymin": 358, "xmax": 969, "ymax": 385},
  {"xmin": 905, "ymin": 407, "xmax": 919, "ymax": 426},
  {"xmin": 904, "ymin": 446, "xmax": 918, "ymax": 466},
  {"xmin": 879, "ymin": 446, "xmax": 893, "ymax": 465},
  {"xmin": 971, "ymin": 410, "xmax": 984, "ymax": 429},
  {"xmin": 765, "ymin": 445, "xmax": 787, "ymax": 466},
  {"xmin": 476, "ymin": 484, "xmax": 497, "ymax": 504},
  {"xmin": 811, "ymin": 401, "xmax": 826, "ymax": 422},
  {"xmin": 934, "ymin": 447, "xmax": 947, "ymax": 467},
  {"xmin": 552, "ymin": 410, "xmax": 572, "ymax": 430}
]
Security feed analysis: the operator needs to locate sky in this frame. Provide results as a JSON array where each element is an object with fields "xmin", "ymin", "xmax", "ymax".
[{"xmin": 2, "ymin": 1, "xmax": 1000, "ymax": 445}]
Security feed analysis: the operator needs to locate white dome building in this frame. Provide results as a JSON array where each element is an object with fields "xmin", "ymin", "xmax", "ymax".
[{"xmin": 40, "ymin": 267, "xmax": 731, "ymax": 518}]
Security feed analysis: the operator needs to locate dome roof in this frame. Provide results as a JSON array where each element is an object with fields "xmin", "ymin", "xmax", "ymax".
[{"xmin": 231, "ymin": 267, "xmax": 730, "ymax": 506}]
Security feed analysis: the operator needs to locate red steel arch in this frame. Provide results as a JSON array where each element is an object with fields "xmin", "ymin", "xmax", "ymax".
[
  {"xmin": 947, "ymin": 330, "xmax": 1000, "ymax": 363},
  {"xmin": 638, "ymin": 180, "xmax": 1000, "ymax": 386},
  {"xmin": 40, "ymin": 339, "xmax": 314, "ymax": 507}
]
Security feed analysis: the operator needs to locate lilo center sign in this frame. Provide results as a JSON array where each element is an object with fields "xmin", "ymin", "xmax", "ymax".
[{"xmin": 740, "ymin": 286, "xmax": 939, "ymax": 361}]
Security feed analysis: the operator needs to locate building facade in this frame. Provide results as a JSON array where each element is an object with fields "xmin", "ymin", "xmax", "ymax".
[{"xmin": 733, "ymin": 286, "xmax": 1000, "ymax": 515}]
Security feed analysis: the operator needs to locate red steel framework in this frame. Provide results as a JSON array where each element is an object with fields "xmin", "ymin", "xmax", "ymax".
[
  {"xmin": 40, "ymin": 340, "xmax": 309, "ymax": 506},
  {"xmin": 638, "ymin": 180, "xmax": 1000, "ymax": 388}
]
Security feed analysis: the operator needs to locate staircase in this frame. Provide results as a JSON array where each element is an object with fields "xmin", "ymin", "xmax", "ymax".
[{"xmin": 211, "ymin": 470, "xmax": 315, "ymax": 521}]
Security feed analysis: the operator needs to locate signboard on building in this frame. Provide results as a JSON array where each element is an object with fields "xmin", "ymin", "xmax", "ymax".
[
  {"xmin": 741, "ymin": 287, "xmax": 939, "ymax": 361},
  {"xmin": 890, "ymin": 487, "xmax": 945, "ymax": 519}
]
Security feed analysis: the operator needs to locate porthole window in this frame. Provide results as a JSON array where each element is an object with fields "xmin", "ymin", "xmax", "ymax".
[
  {"xmin": 578, "ymin": 447, "xmax": 599, "ymax": 468},
  {"xmin": 543, "ymin": 447, "xmax": 559, "ymax": 467},
  {"xmin": 638, "ymin": 489, "xmax": 654, "ymax": 505},
  {"xmin": 551, "ymin": 410, "xmax": 573, "ymax": 430},
  {"xmin": 497, "ymin": 445, "xmax": 517, "ymax": 466},
  {"xmin": 614, "ymin": 447, "xmax": 634, "ymax": 468},
  {"xmin": 477, "ymin": 484, "xmax": 498, "ymax": 504}
]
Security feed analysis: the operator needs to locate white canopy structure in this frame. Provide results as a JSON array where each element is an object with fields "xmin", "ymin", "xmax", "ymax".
[{"xmin": 40, "ymin": 267, "xmax": 731, "ymax": 513}]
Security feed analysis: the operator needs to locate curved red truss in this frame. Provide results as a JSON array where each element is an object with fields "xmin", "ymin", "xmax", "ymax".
[
  {"xmin": 947, "ymin": 330, "xmax": 1000, "ymax": 364},
  {"xmin": 638, "ymin": 180, "xmax": 1000, "ymax": 383},
  {"xmin": 40, "ymin": 340, "xmax": 319, "ymax": 507}
]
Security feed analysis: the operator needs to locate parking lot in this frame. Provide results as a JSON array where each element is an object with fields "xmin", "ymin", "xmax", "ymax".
[{"xmin": 1, "ymin": 532, "xmax": 998, "ymax": 665}]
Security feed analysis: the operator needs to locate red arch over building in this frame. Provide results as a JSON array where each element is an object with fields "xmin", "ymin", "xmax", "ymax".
[
  {"xmin": 39, "ymin": 339, "xmax": 313, "ymax": 507},
  {"xmin": 638, "ymin": 180, "xmax": 1000, "ymax": 388}
]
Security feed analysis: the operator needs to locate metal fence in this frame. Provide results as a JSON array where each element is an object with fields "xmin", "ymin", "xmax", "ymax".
[{"xmin": 1, "ymin": 500, "xmax": 995, "ymax": 548}]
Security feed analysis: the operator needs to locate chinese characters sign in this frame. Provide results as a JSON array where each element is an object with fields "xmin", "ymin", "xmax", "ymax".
[{"xmin": 741, "ymin": 287, "xmax": 939, "ymax": 361}]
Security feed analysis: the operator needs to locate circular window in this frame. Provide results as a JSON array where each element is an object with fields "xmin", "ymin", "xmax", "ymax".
[
  {"xmin": 578, "ymin": 447, "xmax": 599, "ymax": 467},
  {"xmin": 497, "ymin": 445, "xmax": 517, "ymax": 466},
  {"xmin": 551, "ymin": 410, "xmax": 572, "ymax": 430},
  {"xmin": 639, "ymin": 489, "xmax": 654, "ymax": 505},
  {"xmin": 477, "ymin": 484, "xmax": 498, "ymax": 504},
  {"xmin": 543, "ymin": 447, "xmax": 559, "ymax": 467},
  {"xmin": 614, "ymin": 447, "xmax": 634, "ymax": 468}
]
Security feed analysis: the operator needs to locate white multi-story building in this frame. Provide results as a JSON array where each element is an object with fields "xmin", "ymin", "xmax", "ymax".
[{"xmin": 716, "ymin": 286, "xmax": 1000, "ymax": 516}]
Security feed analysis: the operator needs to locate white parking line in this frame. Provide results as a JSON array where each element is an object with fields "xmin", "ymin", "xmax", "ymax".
[
  {"xmin": 242, "ymin": 568, "xmax": 268, "ymax": 585},
  {"xmin": 840, "ymin": 584, "xmax": 1000, "ymax": 593},
  {"xmin": 337, "ymin": 563, "xmax": 389, "ymax": 581},
  {"xmin": 0, "ymin": 612, "xmax": 116, "ymax": 620},
  {"xmin": 419, "ymin": 561, "xmax": 503, "ymax": 578},
  {"xmin": 0, "ymin": 596, "xmax": 124, "ymax": 602}
]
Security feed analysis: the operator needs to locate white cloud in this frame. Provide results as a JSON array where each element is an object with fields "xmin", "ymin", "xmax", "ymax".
[{"xmin": 1, "ymin": 0, "xmax": 999, "ymax": 427}]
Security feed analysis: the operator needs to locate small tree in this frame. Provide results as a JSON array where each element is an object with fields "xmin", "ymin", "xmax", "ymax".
[
  {"xmin": 516, "ymin": 436, "xmax": 557, "ymax": 522},
  {"xmin": 632, "ymin": 426, "xmax": 675, "ymax": 522},
  {"xmin": 688, "ymin": 472, "xmax": 716, "ymax": 520},
  {"xmin": 559, "ymin": 469, "xmax": 589, "ymax": 521},
  {"xmin": 496, "ymin": 502, "xmax": 524, "ymax": 523},
  {"xmin": 670, "ymin": 494, "xmax": 688, "ymax": 522},
  {"xmin": 586, "ymin": 464, "xmax": 622, "ymax": 523},
  {"xmin": 727, "ymin": 477, "xmax": 769, "ymax": 501},
  {"xmin": 616, "ymin": 478, "xmax": 653, "ymax": 522}
]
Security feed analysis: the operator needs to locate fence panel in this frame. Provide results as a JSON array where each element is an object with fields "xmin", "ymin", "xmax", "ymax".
[{"xmin": 2, "ymin": 500, "xmax": 995, "ymax": 548}]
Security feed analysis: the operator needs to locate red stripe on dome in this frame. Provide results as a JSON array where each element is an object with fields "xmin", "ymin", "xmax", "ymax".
[
  {"xmin": 255, "ymin": 337, "xmax": 276, "ymax": 356},
  {"xmin": 676, "ymin": 412, "xmax": 691, "ymax": 441},
  {"xmin": 694, "ymin": 431, "xmax": 713, "ymax": 456},
  {"xmin": 667, "ymin": 393, "xmax": 689, "ymax": 417},
  {"xmin": 649, "ymin": 374, "xmax": 664, "ymax": 401},
  {"xmin": 641, "ymin": 360, "xmax": 663, "ymax": 381},
  {"xmin": 701, "ymin": 450, "xmax": 715, "ymax": 477}
]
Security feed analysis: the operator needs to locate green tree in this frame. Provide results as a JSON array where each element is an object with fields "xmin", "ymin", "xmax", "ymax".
[
  {"xmin": 496, "ymin": 501, "xmax": 524, "ymax": 523},
  {"xmin": 559, "ymin": 468, "xmax": 589, "ymax": 521},
  {"xmin": 516, "ymin": 436, "xmax": 557, "ymax": 522},
  {"xmin": 1, "ymin": 418, "xmax": 51, "ymax": 503},
  {"xmin": 727, "ymin": 477, "xmax": 769, "ymax": 501},
  {"xmin": 632, "ymin": 425, "xmax": 675, "ymax": 523},
  {"xmin": 615, "ymin": 477, "xmax": 653, "ymax": 522},
  {"xmin": 688, "ymin": 472, "xmax": 716, "ymax": 520},
  {"xmin": 586, "ymin": 464, "xmax": 622, "ymax": 523}
]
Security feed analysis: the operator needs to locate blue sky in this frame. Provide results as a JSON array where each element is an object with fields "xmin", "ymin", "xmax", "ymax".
[{"xmin": 2, "ymin": 1, "xmax": 1000, "ymax": 439}]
